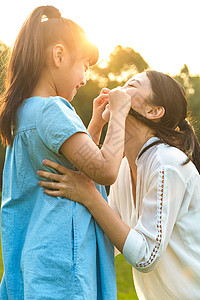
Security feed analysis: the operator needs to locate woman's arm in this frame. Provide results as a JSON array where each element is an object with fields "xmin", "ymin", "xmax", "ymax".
[
  {"xmin": 38, "ymin": 159, "xmax": 131, "ymax": 252},
  {"xmin": 38, "ymin": 160, "xmax": 187, "ymax": 272},
  {"xmin": 60, "ymin": 89, "xmax": 131, "ymax": 185}
]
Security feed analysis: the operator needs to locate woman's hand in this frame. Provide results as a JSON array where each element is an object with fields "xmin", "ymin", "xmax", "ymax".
[
  {"xmin": 37, "ymin": 159, "xmax": 98, "ymax": 206},
  {"xmin": 38, "ymin": 159, "xmax": 131, "ymax": 253}
]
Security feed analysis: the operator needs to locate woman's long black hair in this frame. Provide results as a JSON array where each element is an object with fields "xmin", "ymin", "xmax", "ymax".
[{"xmin": 129, "ymin": 70, "xmax": 200, "ymax": 174}]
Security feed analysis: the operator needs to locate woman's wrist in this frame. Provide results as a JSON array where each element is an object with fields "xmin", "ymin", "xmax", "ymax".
[{"xmin": 84, "ymin": 187, "xmax": 102, "ymax": 209}]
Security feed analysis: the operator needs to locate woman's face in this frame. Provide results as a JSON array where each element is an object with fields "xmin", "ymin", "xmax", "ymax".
[{"xmin": 102, "ymin": 72, "xmax": 152, "ymax": 121}]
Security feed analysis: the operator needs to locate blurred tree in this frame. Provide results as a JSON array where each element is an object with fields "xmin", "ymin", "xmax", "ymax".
[
  {"xmin": 92, "ymin": 45, "xmax": 149, "ymax": 89},
  {"xmin": 93, "ymin": 45, "xmax": 149, "ymax": 77},
  {"xmin": 0, "ymin": 41, "xmax": 11, "ymax": 95},
  {"xmin": 174, "ymin": 64, "xmax": 200, "ymax": 140}
]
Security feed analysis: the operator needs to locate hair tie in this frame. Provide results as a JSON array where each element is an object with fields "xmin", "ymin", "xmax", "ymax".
[{"xmin": 178, "ymin": 119, "xmax": 190, "ymax": 131}]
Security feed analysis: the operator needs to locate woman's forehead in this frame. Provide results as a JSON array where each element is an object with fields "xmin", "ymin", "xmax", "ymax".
[
  {"xmin": 128, "ymin": 72, "xmax": 148, "ymax": 83},
  {"xmin": 127, "ymin": 72, "xmax": 152, "ymax": 99}
]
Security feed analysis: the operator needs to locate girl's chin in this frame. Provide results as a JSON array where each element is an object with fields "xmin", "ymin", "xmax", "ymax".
[{"xmin": 102, "ymin": 109, "xmax": 110, "ymax": 122}]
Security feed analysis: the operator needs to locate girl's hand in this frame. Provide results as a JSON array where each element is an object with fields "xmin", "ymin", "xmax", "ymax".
[
  {"xmin": 91, "ymin": 88, "xmax": 110, "ymax": 128},
  {"xmin": 109, "ymin": 87, "xmax": 131, "ymax": 118},
  {"xmin": 87, "ymin": 88, "xmax": 110, "ymax": 144},
  {"xmin": 38, "ymin": 159, "xmax": 98, "ymax": 205}
]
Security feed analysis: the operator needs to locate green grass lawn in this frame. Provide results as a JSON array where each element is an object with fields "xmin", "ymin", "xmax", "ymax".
[
  {"xmin": 0, "ymin": 238, "xmax": 138, "ymax": 299},
  {"xmin": 115, "ymin": 254, "xmax": 138, "ymax": 299},
  {"xmin": 0, "ymin": 242, "xmax": 3, "ymax": 280}
]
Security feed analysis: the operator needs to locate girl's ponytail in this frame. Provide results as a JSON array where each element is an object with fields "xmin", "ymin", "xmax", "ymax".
[
  {"xmin": 14, "ymin": 6, "xmax": 60, "ymax": 96},
  {"xmin": 0, "ymin": 6, "xmax": 61, "ymax": 146}
]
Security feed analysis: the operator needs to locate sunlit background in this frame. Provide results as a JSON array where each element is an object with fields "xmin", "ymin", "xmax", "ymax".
[
  {"xmin": 0, "ymin": 0, "xmax": 200, "ymax": 75},
  {"xmin": 0, "ymin": 3, "xmax": 200, "ymax": 299}
]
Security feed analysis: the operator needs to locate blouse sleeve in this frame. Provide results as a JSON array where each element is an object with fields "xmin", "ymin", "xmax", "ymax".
[
  {"xmin": 36, "ymin": 97, "xmax": 88, "ymax": 154},
  {"xmin": 108, "ymin": 181, "xmax": 121, "ymax": 217},
  {"xmin": 123, "ymin": 166, "xmax": 186, "ymax": 273}
]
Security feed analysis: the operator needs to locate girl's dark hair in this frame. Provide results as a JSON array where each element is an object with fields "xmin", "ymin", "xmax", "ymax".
[
  {"xmin": 129, "ymin": 69, "xmax": 200, "ymax": 173},
  {"xmin": 0, "ymin": 5, "xmax": 98, "ymax": 146}
]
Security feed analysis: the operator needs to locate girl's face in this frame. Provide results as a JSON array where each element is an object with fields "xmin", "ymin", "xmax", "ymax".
[
  {"xmin": 102, "ymin": 72, "xmax": 152, "ymax": 121},
  {"xmin": 53, "ymin": 50, "xmax": 89, "ymax": 101}
]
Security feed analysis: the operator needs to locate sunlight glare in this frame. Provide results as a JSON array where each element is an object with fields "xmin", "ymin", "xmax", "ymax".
[{"xmin": 0, "ymin": 0, "xmax": 200, "ymax": 75}]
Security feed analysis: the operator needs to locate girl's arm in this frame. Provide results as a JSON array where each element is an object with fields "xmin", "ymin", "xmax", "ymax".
[
  {"xmin": 38, "ymin": 159, "xmax": 131, "ymax": 252},
  {"xmin": 87, "ymin": 88, "xmax": 109, "ymax": 145},
  {"xmin": 60, "ymin": 89, "xmax": 131, "ymax": 185}
]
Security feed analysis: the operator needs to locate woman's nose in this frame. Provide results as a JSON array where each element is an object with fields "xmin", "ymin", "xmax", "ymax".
[{"xmin": 80, "ymin": 77, "xmax": 86, "ymax": 86}]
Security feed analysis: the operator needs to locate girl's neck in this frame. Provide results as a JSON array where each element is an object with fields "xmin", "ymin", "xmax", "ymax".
[{"xmin": 30, "ymin": 68, "xmax": 57, "ymax": 98}]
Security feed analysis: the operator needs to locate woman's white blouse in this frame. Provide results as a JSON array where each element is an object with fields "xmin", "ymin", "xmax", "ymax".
[{"xmin": 108, "ymin": 137, "xmax": 200, "ymax": 300}]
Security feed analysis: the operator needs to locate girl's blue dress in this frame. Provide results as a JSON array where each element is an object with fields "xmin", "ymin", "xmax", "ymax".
[{"xmin": 0, "ymin": 97, "xmax": 117, "ymax": 299}]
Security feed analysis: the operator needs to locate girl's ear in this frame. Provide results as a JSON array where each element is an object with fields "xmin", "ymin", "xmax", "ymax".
[
  {"xmin": 52, "ymin": 44, "xmax": 65, "ymax": 67},
  {"xmin": 145, "ymin": 106, "xmax": 165, "ymax": 120}
]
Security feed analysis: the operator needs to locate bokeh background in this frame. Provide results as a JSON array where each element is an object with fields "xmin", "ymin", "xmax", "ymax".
[{"xmin": 0, "ymin": 1, "xmax": 200, "ymax": 299}]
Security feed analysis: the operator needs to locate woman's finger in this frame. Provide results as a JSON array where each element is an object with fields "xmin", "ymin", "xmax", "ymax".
[
  {"xmin": 38, "ymin": 170, "xmax": 63, "ymax": 181},
  {"xmin": 39, "ymin": 180, "xmax": 63, "ymax": 189},
  {"xmin": 42, "ymin": 159, "xmax": 72, "ymax": 175},
  {"xmin": 43, "ymin": 185, "xmax": 78, "ymax": 201},
  {"xmin": 43, "ymin": 189, "xmax": 63, "ymax": 198}
]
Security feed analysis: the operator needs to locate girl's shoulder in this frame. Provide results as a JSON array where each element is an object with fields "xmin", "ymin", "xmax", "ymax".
[
  {"xmin": 17, "ymin": 96, "xmax": 77, "ymax": 123},
  {"xmin": 21, "ymin": 96, "xmax": 74, "ymax": 111},
  {"xmin": 16, "ymin": 96, "xmax": 84, "ymax": 134}
]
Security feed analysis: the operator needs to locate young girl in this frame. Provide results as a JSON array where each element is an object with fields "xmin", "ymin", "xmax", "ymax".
[
  {"xmin": 39, "ymin": 70, "xmax": 200, "ymax": 299},
  {"xmin": 0, "ymin": 5, "xmax": 131, "ymax": 299}
]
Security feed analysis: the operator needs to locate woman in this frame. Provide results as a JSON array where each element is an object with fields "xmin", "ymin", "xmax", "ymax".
[{"xmin": 38, "ymin": 70, "xmax": 200, "ymax": 300}]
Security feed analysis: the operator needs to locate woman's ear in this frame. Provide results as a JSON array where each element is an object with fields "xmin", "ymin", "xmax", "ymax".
[
  {"xmin": 52, "ymin": 44, "xmax": 65, "ymax": 67},
  {"xmin": 145, "ymin": 106, "xmax": 165, "ymax": 120}
]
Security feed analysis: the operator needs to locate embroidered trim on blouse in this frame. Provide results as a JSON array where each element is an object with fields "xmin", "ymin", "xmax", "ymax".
[{"xmin": 136, "ymin": 168, "xmax": 164, "ymax": 268}]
